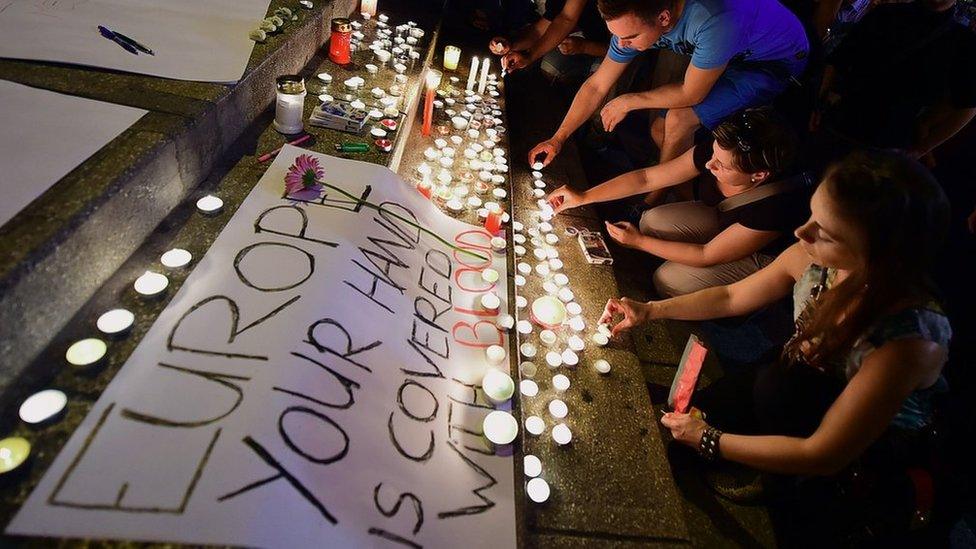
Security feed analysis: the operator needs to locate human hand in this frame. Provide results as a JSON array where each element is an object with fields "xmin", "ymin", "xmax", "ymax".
[
  {"xmin": 557, "ymin": 36, "xmax": 585, "ymax": 55},
  {"xmin": 489, "ymin": 36, "xmax": 510, "ymax": 55},
  {"xmin": 599, "ymin": 296, "xmax": 653, "ymax": 335},
  {"xmin": 661, "ymin": 412, "xmax": 708, "ymax": 448},
  {"xmin": 528, "ymin": 137, "xmax": 563, "ymax": 168},
  {"xmin": 502, "ymin": 51, "xmax": 530, "ymax": 72},
  {"xmin": 547, "ymin": 185, "xmax": 585, "ymax": 213},
  {"xmin": 600, "ymin": 94, "xmax": 633, "ymax": 132},
  {"xmin": 604, "ymin": 220, "xmax": 641, "ymax": 248}
]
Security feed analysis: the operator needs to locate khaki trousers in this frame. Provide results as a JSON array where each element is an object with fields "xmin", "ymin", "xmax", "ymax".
[{"xmin": 639, "ymin": 201, "xmax": 775, "ymax": 297}]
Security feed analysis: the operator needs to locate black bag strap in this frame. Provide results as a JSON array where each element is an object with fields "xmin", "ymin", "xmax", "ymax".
[{"xmin": 717, "ymin": 171, "xmax": 815, "ymax": 213}]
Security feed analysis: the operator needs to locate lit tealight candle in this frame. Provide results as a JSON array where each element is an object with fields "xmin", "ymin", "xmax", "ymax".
[
  {"xmin": 545, "ymin": 351, "xmax": 562, "ymax": 368},
  {"xmin": 531, "ymin": 296, "xmax": 567, "ymax": 328},
  {"xmin": 516, "ymin": 320, "xmax": 533, "ymax": 334},
  {"xmin": 0, "ymin": 437, "xmax": 31, "ymax": 475},
  {"xmin": 520, "ymin": 361, "xmax": 538, "ymax": 378},
  {"xmin": 552, "ymin": 423, "xmax": 573, "ymax": 445},
  {"xmin": 160, "ymin": 248, "xmax": 192, "ymax": 268},
  {"xmin": 594, "ymin": 359, "xmax": 612, "ymax": 374},
  {"xmin": 65, "ymin": 338, "xmax": 106, "ymax": 367},
  {"xmin": 567, "ymin": 335, "xmax": 585, "ymax": 352},
  {"xmin": 552, "ymin": 374, "xmax": 570, "ymax": 393},
  {"xmin": 548, "ymin": 399, "xmax": 568, "ymax": 419},
  {"xmin": 482, "ymin": 411, "xmax": 518, "ymax": 445},
  {"xmin": 524, "ymin": 454, "xmax": 543, "ymax": 477},
  {"xmin": 134, "ymin": 271, "xmax": 169, "ymax": 297},
  {"xmin": 96, "ymin": 308, "xmax": 134, "ymax": 336},
  {"xmin": 480, "ymin": 292, "xmax": 501, "ymax": 312},
  {"xmin": 19, "ymin": 389, "xmax": 67, "ymax": 424},
  {"xmin": 520, "ymin": 379, "xmax": 539, "ymax": 397},
  {"xmin": 592, "ymin": 332, "xmax": 610, "ymax": 346},
  {"xmin": 520, "ymin": 342, "xmax": 537, "ymax": 358},
  {"xmin": 196, "ymin": 194, "xmax": 223, "ymax": 215},
  {"xmin": 482, "ymin": 268, "xmax": 500, "ymax": 284},
  {"xmin": 486, "ymin": 344, "xmax": 506, "ymax": 365},
  {"xmin": 497, "ymin": 314, "xmax": 515, "ymax": 330},
  {"xmin": 443, "ymin": 45, "xmax": 461, "ymax": 71},
  {"xmin": 539, "ymin": 329, "xmax": 557, "ymax": 347},
  {"xmin": 532, "ymin": 161, "xmax": 545, "ymax": 170},
  {"xmin": 490, "ymin": 237, "xmax": 506, "ymax": 251},
  {"xmin": 527, "ymin": 477, "xmax": 551, "ymax": 503},
  {"xmin": 482, "ymin": 369, "xmax": 515, "ymax": 403},
  {"xmin": 561, "ymin": 349, "xmax": 579, "ymax": 367}
]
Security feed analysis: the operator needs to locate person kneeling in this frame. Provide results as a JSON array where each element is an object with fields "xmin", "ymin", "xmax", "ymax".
[
  {"xmin": 548, "ymin": 107, "xmax": 811, "ymax": 297},
  {"xmin": 601, "ymin": 151, "xmax": 952, "ymax": 542}
]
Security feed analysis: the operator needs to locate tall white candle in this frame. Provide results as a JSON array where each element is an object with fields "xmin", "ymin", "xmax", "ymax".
[
  {"xmin": 466, "ymin": 56, "xmax": 479, "ymax": 91},
  {"xmin": 478, "ymin": 57, "xmax": 490, "ymax": 94}
]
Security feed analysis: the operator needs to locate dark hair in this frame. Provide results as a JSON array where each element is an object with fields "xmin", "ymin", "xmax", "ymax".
[
  {"xmin": 712, "ymin": 107, "xmax": 798, "ymax": 178},
  {"xmin": 597, "ymin": 0, "xmax": 673, "ymax": 22},
  {"xmin": 783, "ymin": 150, "xmax": 949, "ymax": 372}
]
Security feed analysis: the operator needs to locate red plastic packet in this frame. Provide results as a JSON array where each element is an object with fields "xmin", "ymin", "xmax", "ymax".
[{"xmin": 668, "ymin": 335, "xmax": 707, "ymax": 414}]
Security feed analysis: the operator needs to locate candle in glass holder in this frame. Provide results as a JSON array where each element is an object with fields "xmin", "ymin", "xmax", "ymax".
[
  {"xmin": 273, "ymin": 75, "xmax": 306, "ymax": 134},
  {"xmin": 484, "ymin": 203, "xmax": 503, "ymax": 235},
  {"xmin": 482, "ymin": 369, "xmax": 515, "ymax": 403},
  {"xmin": 360, "ymin": 0, "xmax": 377, "ymax": 17},
  {"xmin": 443, "ymin": 45, "xmax": 461, "ymax": 70},
  {"xmin": 328, "ymin": 18, "xmax": 352, "ymax": 65},
  {"xmin": 0, "ymin": 437, "xmax": 30, "ymax": 475}
]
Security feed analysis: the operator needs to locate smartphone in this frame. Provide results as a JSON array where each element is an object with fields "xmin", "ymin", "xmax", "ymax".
[{"xmin": 578, "ymin": 230, "xmax": 613, "ymax": 265}]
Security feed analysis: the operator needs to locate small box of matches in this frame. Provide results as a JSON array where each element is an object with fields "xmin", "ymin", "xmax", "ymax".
[{"xmin": 309, "ymin": 101, "xmax": 368, "ymax": 133}]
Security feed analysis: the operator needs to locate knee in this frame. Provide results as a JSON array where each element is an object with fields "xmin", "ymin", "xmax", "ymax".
[
  {"xmin": 650, "ymin": 116, "xmax": 665, "ymax": 147},
  {"xmin": 652, "ymin": 262, "xmax": 692, "ymax": 298},
  {"xmin": 664, "ymin": 107, "xmax": 700, "ymax": 134},
  {"xmin": 638, "ymin": 205, "xmax": 675, "ymax": 238}
]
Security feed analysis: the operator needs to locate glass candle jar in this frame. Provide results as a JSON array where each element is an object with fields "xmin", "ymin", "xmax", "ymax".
[{"xmin": 273, "ymin": 75, "xmax": 306, "ymax": 135}]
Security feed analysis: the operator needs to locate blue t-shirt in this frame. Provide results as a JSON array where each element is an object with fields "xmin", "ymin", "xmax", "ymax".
[{"xmin": 608, "ymin": 0, "xmax": 808, "ymax": 73}]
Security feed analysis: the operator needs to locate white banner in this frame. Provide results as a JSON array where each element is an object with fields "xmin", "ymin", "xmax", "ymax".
[{"xmin": 8, "ymin": 146, "xmax": 516, "ymax": 548}]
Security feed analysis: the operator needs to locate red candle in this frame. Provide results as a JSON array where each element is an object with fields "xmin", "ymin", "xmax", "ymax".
[
  {"xmin": 485, "ymin": 205, "xmax": 503, "ymax": 235},
  {"xmin": 329, "ymin": 18, "xmax": 352, "ymax": 65}
]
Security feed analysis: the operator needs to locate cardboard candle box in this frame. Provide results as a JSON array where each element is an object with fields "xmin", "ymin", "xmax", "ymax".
[{"xmin": 308, "ymin": 100, "xmax": 368, "ymax": 133}]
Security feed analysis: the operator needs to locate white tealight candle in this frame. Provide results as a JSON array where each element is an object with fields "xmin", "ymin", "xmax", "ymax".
[
  {"xmin": 516, "ymin": 296, "xmax": 527, "ymax": 309},
  {"xmin": 520, "ymin": 342, "xmax": 537, "ymax": 358},
  {"xmin": 561, "ymin": 349, "xmax": 579, "ymax": 367},
  {"xmin": 552, "ymin": 374, "xmax": 570, "ymax": 393},
  {"xmin": 592, "ymin": 332, "xmax": 610, "ymax": 346},
  {"xmin": 532, "ymin": 161, "xmax": 545, "ymax": 170},
  {"xmin": 481, "ymin": 293, "xmax": 501, "ymax": 312},
  {"xmin": 543, "ymin": 281, "xmax": 559, "ymax": 294},
  {"xmin": 514, "ymin": 274, "xmax": 526, "ymax": 287},
  {"xmin": 486, "ymin": 344, "xmax": 506, "ymax": 365},
  {"xmin": 566, "ymin": 301, "xmax": 582, "ymax": 315},
  {"xmin": 160, "ymin": 248, "xmax": 192, "ymax": 268},
  {"xmin": 552, "ymin": 423, "xmax": 573, "ymax": 445},
  {"xmin": 520, "ymin": 379, "xmax": 539, "ymax": 397},
  {"xmin": 490, "ymin": 237, "xmax": 506, "ymax": 251},
  {"xmin": 539, "ymin": 330, "xmax": 557, "ymax": 347},
  {"xmin": 516, "ymin": 320, "xmax": 533, "ymax": 334},
  {"xmin": 532, "ymin": 296, "xmax": 567, "ymax": 327},
  {"xmin": 546, "ymin": 235, "xmax": 560, "ymax": 247},
  {"xmin": 594, "ymin": 359, "xmax": 612, "ymax": 374},
  {"xmin": 558, "ymin": 287, "xmax": 575, "ymax": 303},
  {"xmin": 517, "ymin": 262, "xmax": 531, "ymax": 275},
  {"xmin": 65, "ymin": 338, "xmax": 106, "ymax": 367},
  {"xmin": 514, "ymin": 245, "xmax": 526, "ymax": 257},
  {"xmin": 568, "ymin": 316, "xmax": 586, "ymax": 332},
  {"xmin": 520, "ymin": 361, "xmax": 538, "ymax": 378},
  {"xmin": 567, "ymin": 335, "xmax": 585, "ymax": 352},
  {"xmin": 524, "ymin": 454, "xmax": 543, "ymax": 477},
  {"xmin": 96, "ymin": 308, "xmax": 134, "ymax": 335},
  {"xmin": 19, "ymin": 389, "xmax": 67, "ymax": 424},
  {"xmin": 527, "ymin": 477, "xmax": 551, "ymax": 503},
  {"xmin": 483, "ymin": 411, "xmax": 518, "ymax": 445},
  {"xmin": 134, "ymin": 271, "xmax": 168, "ymax": 297},
  {"xmin": 533, "ymin": 189, "xmax": 545, "ymax": 198},
  {"xmin": 548, "ymin": 399, "xmax": 568, "ymax": 419},
  {"xmin": 497, "ymin": 314, "xmax": 515, "ymax": 330},
  {"xmin": 555, "ymin": 273, "xmax": 570, "ymax": 287},
  {"xmin": 482, "ymin": 369, "xmax": 515, "ymax": 403},
  {"xmin": 535, "ymin": 263, "xmax": 550, "ymax": 277},
  {"xmin": 545, "ymin": 351, "xmax": 562, "ymax": 368},
  {"xmin": 196, "ymin": 194, "xmax": 223, "ymax": 215},
  {"xmin": 525, "ymin": 416, "xmax": 545, "ymax": 436}
]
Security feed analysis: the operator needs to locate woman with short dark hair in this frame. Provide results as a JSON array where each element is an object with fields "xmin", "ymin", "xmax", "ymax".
[{"xmin": 549, "ymin": 107, "xmax": 809, "ymax": 296}]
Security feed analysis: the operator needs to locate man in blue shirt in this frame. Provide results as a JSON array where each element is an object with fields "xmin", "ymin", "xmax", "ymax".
[{"xmin": 529, "ymin": 0, "xmax": 809, "ymax": 179}]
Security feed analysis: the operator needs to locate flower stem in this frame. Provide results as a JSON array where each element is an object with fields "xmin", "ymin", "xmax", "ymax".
[{"xmin": 317, "ymin": 180, "xmax": 489, "ymax": 261}]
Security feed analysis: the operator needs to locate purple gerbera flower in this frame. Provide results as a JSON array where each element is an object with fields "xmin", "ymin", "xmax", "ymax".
[{"xmin": 284, "ymin": 154, "xmax": 324, "ymax": 198}]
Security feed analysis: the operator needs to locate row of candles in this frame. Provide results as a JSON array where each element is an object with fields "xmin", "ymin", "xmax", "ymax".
[{"xmin": 407, "ymin": 49, "xmax": 617, "ymax": 505}]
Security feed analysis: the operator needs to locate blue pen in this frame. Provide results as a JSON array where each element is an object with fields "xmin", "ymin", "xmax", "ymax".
[
  {"xmin": 112, "ymin": 29, "xmax": 154, "ymax": 56},
  {"xmin": 98, "ymin": 25, "xmax": 138, "ymax": 55}
]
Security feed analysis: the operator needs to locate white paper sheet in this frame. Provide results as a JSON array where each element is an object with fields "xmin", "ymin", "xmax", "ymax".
[
  {"xmin": 0, "ymin": 0, "xmax": 272, "ymax": 82},
  {"xmin": 0, "ymin": 80, "xmax": 147, "ymax": 228},
  {"xmin": 7, "ymin": 146, "xmax": 517, "ymax": 548}
]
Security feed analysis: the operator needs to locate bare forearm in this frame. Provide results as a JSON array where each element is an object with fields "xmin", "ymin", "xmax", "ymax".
[
  {"xmin": 654, "ymin": 285, "xmax": 734, "ymax": 320},
  {"xmin": 526, "ymin": 14, "xmax": 576, "ymax": 62},
  {"xmin": 554, "ymin": 80, "xmax": 607, "ymax": 141},
  {"xmin": 583, "ymin": 40, "xmax": 608, "ymax": 57},
  {"xmin": 630, "ymin": 82, "xmax": 701, "ymax": 110},
  {"xmin": 512, "ymin": 19, "xmax": 548, "ymax": 51},
  {"xmin": 634, "ymin": 235, "xmax": 710, "ymax": 266},
  {"xmin": 720, "ymin": 434, "xmax": 828, "ymax": 475}
]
